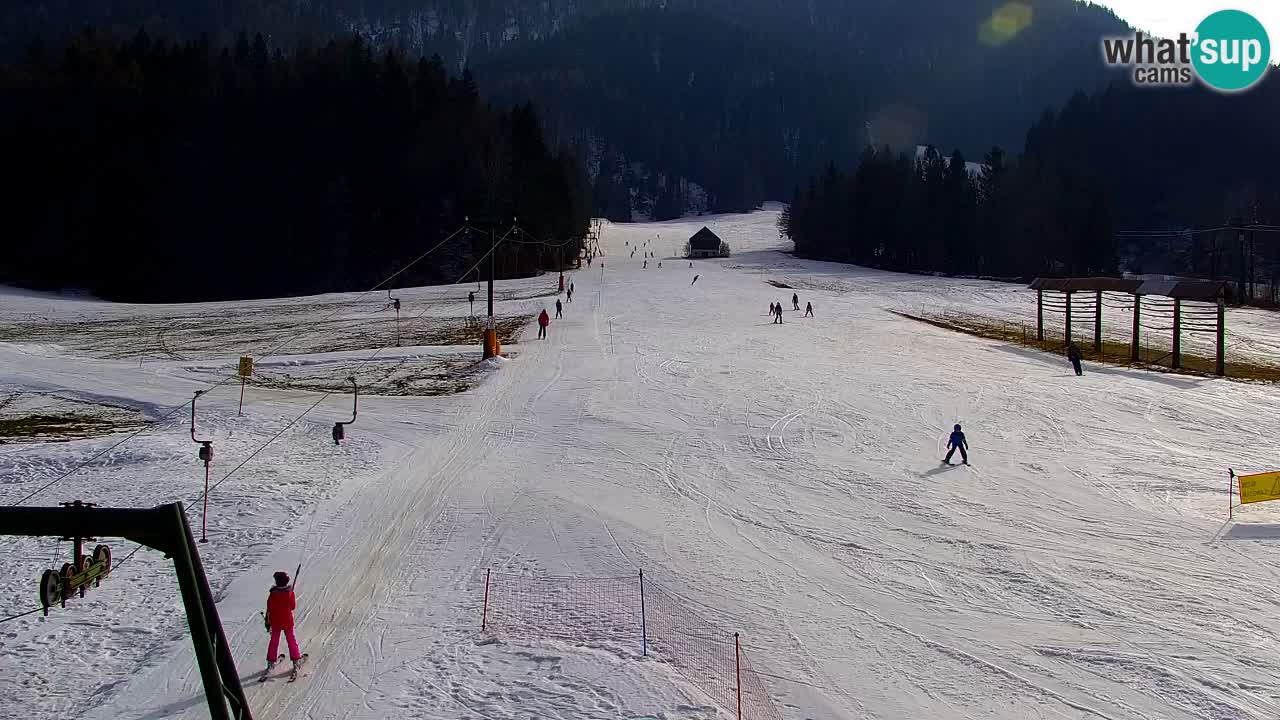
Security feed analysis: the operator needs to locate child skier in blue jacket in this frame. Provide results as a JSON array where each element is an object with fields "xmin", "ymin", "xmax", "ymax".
[{"xmin": 944, "ymin": 424, "xmax": 968, "ymax": 465}]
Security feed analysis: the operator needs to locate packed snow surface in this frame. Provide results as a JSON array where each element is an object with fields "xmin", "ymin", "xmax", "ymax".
[{"xmin": 3, "ymin": 207, "xmax": 1280, "ymax": 719}]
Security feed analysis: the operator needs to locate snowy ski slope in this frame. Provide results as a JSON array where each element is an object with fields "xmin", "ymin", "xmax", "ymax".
[{"xmin": 3, "ymin": 206, "xmax": 1280, "ymax": 719}]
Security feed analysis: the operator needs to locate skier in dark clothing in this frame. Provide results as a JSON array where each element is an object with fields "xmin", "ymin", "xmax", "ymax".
[
  {"xmin": 774, "ymin": 302, "xmax": 783, "ymax": 324},
  {"xmin": 538, "ymin": 309, "xmax": 550, "ymax": 339},
  {"xmin": 555, "ymin": 299, "xmax": 563, "ymax": 319},
  {"xmin": 1067, "ymin": 343, "xmax": 1083, "ymax": 376},
  {"xmin": 468, "ymin": 291, "xmax": 475, "ymax": 316},
  {"xmin": 805, "ymin": 302, "xmax": 813, "ymax": 317},
  {"xmin": 944, "ymin": 424, "xmax": 968, "ymax": 465},
  {"xmin": 769, "ymin": 302, "xmax": 775, "ymax": 316},
  {"xmin": 792, "ymin": 293, "xmax": 799, "ymax": 311}
]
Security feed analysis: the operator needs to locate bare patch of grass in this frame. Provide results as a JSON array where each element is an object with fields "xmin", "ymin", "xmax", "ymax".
[
  {"xmin": 0, "ymin": 307, "xmax": 531, "ymax": 361},
  {"xmin": 411, "ymin": 317, "xmax": 527, "ymax": 347},
  {"xmin": 248, "ymin": 355, "xmax": 483, "ymax": 397},
  {"xmin": 0, "ymin": 413, "xmax": 146, "ymax": 443}
]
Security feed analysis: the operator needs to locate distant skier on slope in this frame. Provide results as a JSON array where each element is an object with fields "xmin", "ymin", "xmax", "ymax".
[
  {"xmin": 538, "ymin": 309, "xmax": 550, "ymax": 339},
  {"xmin": 805, "ymin": 301, "xmax": 813, "ymax": 317},
  {"xmin": 944, "ymin": 424, "xmax": 968, "ymax": 465},
  {"xmin": 555, "ymin": 298, "xmax": 563, "ymax": 319},
  {"xmin": 792, "ymin": 293, "xmax": 799, "ymax": 311},
  {"xmin": 643, "ymin": 260, "xmax": 648, "ymax": 269},
  {"xmin": 567, "ymin": 283, "xmax": 574, "ymax": 302},
  {"xmin": 774, "ymin": 302, "xmax": 784, "ymax": 324},
  {"xmin": 263, "ymin": 571, "xmax": 305, "ymax": 678},
  {"xmin": 468, "ymin": 291, "xmax": 475, "ymax": 316},
  {"xmin": 1067, "ymin": 342, "xmax": 1083, "ymax": 376},
  {"xmin": 769, "ymin": 302, "xmax": 776, "ymax": 316}
]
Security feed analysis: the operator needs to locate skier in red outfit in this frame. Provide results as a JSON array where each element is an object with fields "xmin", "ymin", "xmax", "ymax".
[
  {"xmin": 264, "ymin": 571, "xmax": 304, "ymax": 675},
  {"xmin": 538, "ymin": 309, "xmax": 550, "ymax": 339}
]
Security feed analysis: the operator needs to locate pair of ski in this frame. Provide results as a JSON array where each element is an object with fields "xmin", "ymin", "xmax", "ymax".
[{"xmin": 259, "ymin": 653, "xmax": 308, "ymax": 683}]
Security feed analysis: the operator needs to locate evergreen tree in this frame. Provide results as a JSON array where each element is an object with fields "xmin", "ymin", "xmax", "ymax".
[{"xmin": 0, "ymin": 30, "xmax": 591, "ymax": 301}]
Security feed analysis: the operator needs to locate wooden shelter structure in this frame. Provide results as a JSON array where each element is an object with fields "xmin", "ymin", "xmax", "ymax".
[
  {"xmin": 1029, "ymin": 277, "xmax": 1230, "ymax": 375},
  {"xmin": 687, "ymin": 227, "xmax": 728, "ymax": 258}
]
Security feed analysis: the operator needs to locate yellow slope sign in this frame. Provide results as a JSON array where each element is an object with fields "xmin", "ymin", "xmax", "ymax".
[
  {"xmin": 238, "ymin": 356, "xmax": 253, "ymax": 377},
  {"xmin": 1238, "ymin": 471, "xmax": 1280, "ymax": 505}
]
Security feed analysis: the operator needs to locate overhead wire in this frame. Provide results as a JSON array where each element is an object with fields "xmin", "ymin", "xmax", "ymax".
[
  {"xmin": 6, "ymin": 224, "xmax": 473, "ymax": 508},
  {"xmin": 1, "ymin": 223, "xmax": 512, "ymax": 623},
  {"xmin": 3, "ymin": 221, "xmax": 579, "ymax": 627},
  {"xmin": 200, "ymin": 222, "xmax": 518, "ymax": 498}
]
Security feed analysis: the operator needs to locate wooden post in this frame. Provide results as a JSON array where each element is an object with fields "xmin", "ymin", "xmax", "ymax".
[
  {"xmin": 1093, "ymin": 290, "xmax": 1102, "ymax": 353},
  {"xmin": 1216, "ymin": 297, "xmax": 1226, "ymax": 376},
  {"xmin": 1131, "ymin": 293, "xmax": 1141, "ymax": 362},
  {"xmin": 1172, "ymin": 298, "xmax": 1182, "ymax": 369},
  {"xmin": 734, "ymin": 632, "xmax": 742, "ymax": 720},
  {"xmin": 1036, "ymin": 289, "xmax": 1044, "ymax": 341},
  {"xmin": 639, "ymin": 569, "xmax": 648, "ymax": 656},
  {"xmin": 238, "ymin": 376, "xmax": 246, "ymax": 416},
  {"xmin": 1064, "ymin": 291, "xmax": 1073, "ymax": 346}
]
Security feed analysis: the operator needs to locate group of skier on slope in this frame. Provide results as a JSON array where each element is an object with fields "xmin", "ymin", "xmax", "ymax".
[
  {"xmin": 263, "ymin": 275, "xmax": 586, "ymax": 680},
  {"xmin": 769, "ymin": 293, "xmax": 814, "ymax": 323},
  {"xmin": 261, "ymin": 253, "xmax": 1101, "ymax": 671},
  {"xmin": 537, "ymin": 280, "xmax": 574, "ymax": 339}
]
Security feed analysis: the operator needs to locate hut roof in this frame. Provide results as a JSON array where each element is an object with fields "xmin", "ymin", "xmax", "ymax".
[
  {"xmin": 1030, "ymin": 277, "xmax": 1228, "ymax": 300},
  {"xmin": 1029, "ymin": 277, "xmax": 1143, "ymax": 293},
  {"xmin": 689, "ymin": 227, "xmax": 722, "ymax": 250}
]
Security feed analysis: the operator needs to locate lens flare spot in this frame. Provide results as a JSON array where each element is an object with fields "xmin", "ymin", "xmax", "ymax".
[{"xmin": 979, "ymin": 3, "xmax": 1034, "ymax": 47}]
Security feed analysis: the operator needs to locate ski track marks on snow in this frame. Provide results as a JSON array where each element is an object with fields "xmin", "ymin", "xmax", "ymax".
[{"xmin": 4, "ymin": 205, "xmax": 1280, "ymax": 718}]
